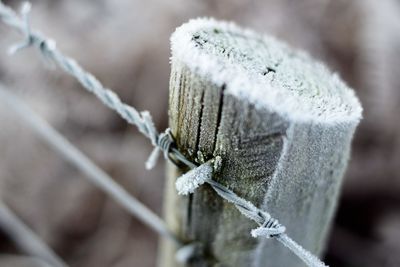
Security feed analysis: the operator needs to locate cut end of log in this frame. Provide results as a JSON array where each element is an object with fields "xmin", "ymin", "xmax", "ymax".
[{"xmin": 170, "ymin": 18, "xmax": 362, "ymax": 124}]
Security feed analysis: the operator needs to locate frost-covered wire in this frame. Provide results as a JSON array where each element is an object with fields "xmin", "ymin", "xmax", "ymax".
[
  {"xmin": 0, "ymin": 202, "xmax": 68, "ymax": 267},
  {"xmin": 0, "ymin": 0, "xmax": 188, "ymax": 170},
  {"xmin": 176, "ymin": 161, "xmax": 328, "ymax": 267}
]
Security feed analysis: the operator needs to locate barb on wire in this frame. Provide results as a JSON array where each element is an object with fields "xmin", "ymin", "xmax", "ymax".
[{"xmin": 8, "ymin": 2, "xmax": 33, "ymax": 54}]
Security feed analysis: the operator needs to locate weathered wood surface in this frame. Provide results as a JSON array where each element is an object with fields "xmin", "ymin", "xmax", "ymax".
[{"xmin": 160, "ymin": 18, "xmax": 362, "ymax": 267}]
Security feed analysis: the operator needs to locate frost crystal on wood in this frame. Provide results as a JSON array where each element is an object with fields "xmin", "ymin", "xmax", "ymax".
[{"xmin": 175, "ymin": 163, "xmax": 212, "ymax": 195}]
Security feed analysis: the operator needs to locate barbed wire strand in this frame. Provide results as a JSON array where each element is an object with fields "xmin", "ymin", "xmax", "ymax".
[
  {"xmin": 0, "ymin": 2, "xmax": 328, "ymax": 266},
  {"xmin": 206, "ymin": 180, "xmax": 327, "ymax": 267},
  {"xmin": 0, "ymin": 1, "xmax": 191, "ymax": 170},
  {"xmin": 0, "ymin": 85, "xmax": 181, "ymax": 247},
  {"xmin": 176, "ymin": 161, "xmax": 327, "ymax": 267},
  {"xmin": 0, "ymin": 202, "xmax": 68, "ymax": 267}
]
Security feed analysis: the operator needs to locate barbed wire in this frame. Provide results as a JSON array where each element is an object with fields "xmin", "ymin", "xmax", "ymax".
[
  {"xmin": 0, "ymin": 1, "xmax": 328, "ymax": 267},
  {"xmin": 0, "ymin": 1, "xmax": 192, "ymax": 171},
  {"xmin": 176, "ymin": 160, "xmax": 327, "ymax": 267}
]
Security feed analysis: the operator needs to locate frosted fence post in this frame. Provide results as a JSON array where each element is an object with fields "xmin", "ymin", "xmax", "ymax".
[{"xmin": 160, "ymin": 19, "xmax": 362, "ymax": 267}]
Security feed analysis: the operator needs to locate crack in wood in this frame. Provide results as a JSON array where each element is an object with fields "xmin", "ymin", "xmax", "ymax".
[
  {"xmin": 213, "ymin": 84, "xmax": 225, "ymax": 156},
  {"xmin": 195, "ymin": 90, "xmax": 205, "ymax": 158}
]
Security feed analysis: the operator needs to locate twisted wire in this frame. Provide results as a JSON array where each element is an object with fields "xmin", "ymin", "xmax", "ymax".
[
  {"xmin": 207, "ymin": 176, "xmax": 326, "ymax": 267},
  {"xmin": 0, "ymin": 1, "xmax": 184, "ymax": 169},
  {"xmin": 185, "ymin": 166, "xmax": 327, "ymax": 267},
  {"xmin": 0, "ymin": 2, "xmax": 327, "ymax": 266}
]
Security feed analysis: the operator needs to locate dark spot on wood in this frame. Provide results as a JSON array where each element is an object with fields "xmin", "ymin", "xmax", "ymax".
[{"xmin": 262, "ymin": 67, "xmax": 276, "ymax": 75}]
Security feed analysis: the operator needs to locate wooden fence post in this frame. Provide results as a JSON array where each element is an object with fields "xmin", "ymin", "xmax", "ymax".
[{"xmin": 159, "ymin": 19, "xmax": 362, "ymax": 267}]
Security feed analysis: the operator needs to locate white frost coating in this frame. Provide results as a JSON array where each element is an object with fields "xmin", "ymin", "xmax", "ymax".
[
  {"xmin": 277, "ymin": 234, "xmax": 328, "ymax": 267},
  {"xmin": 171, "ymin": 18, "xmax": 362, "ymax": 124},
  {"xmin": 175, "ymin": 163, "xmax": 213, "ymax": 195},
  {"xmin": 251, "ymin": 226, "xmax": 286, "ymax": 239}
]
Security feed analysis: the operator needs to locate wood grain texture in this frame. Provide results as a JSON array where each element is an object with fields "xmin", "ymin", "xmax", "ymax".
[{"xmin": 160, "ymin": 19, "xmax": 361, "ymax": 267}]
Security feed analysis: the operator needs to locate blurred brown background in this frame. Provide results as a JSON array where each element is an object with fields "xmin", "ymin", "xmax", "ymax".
[{"xmin": 0, "ymin": 0, "xmax": 399, "ymax": 266}]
